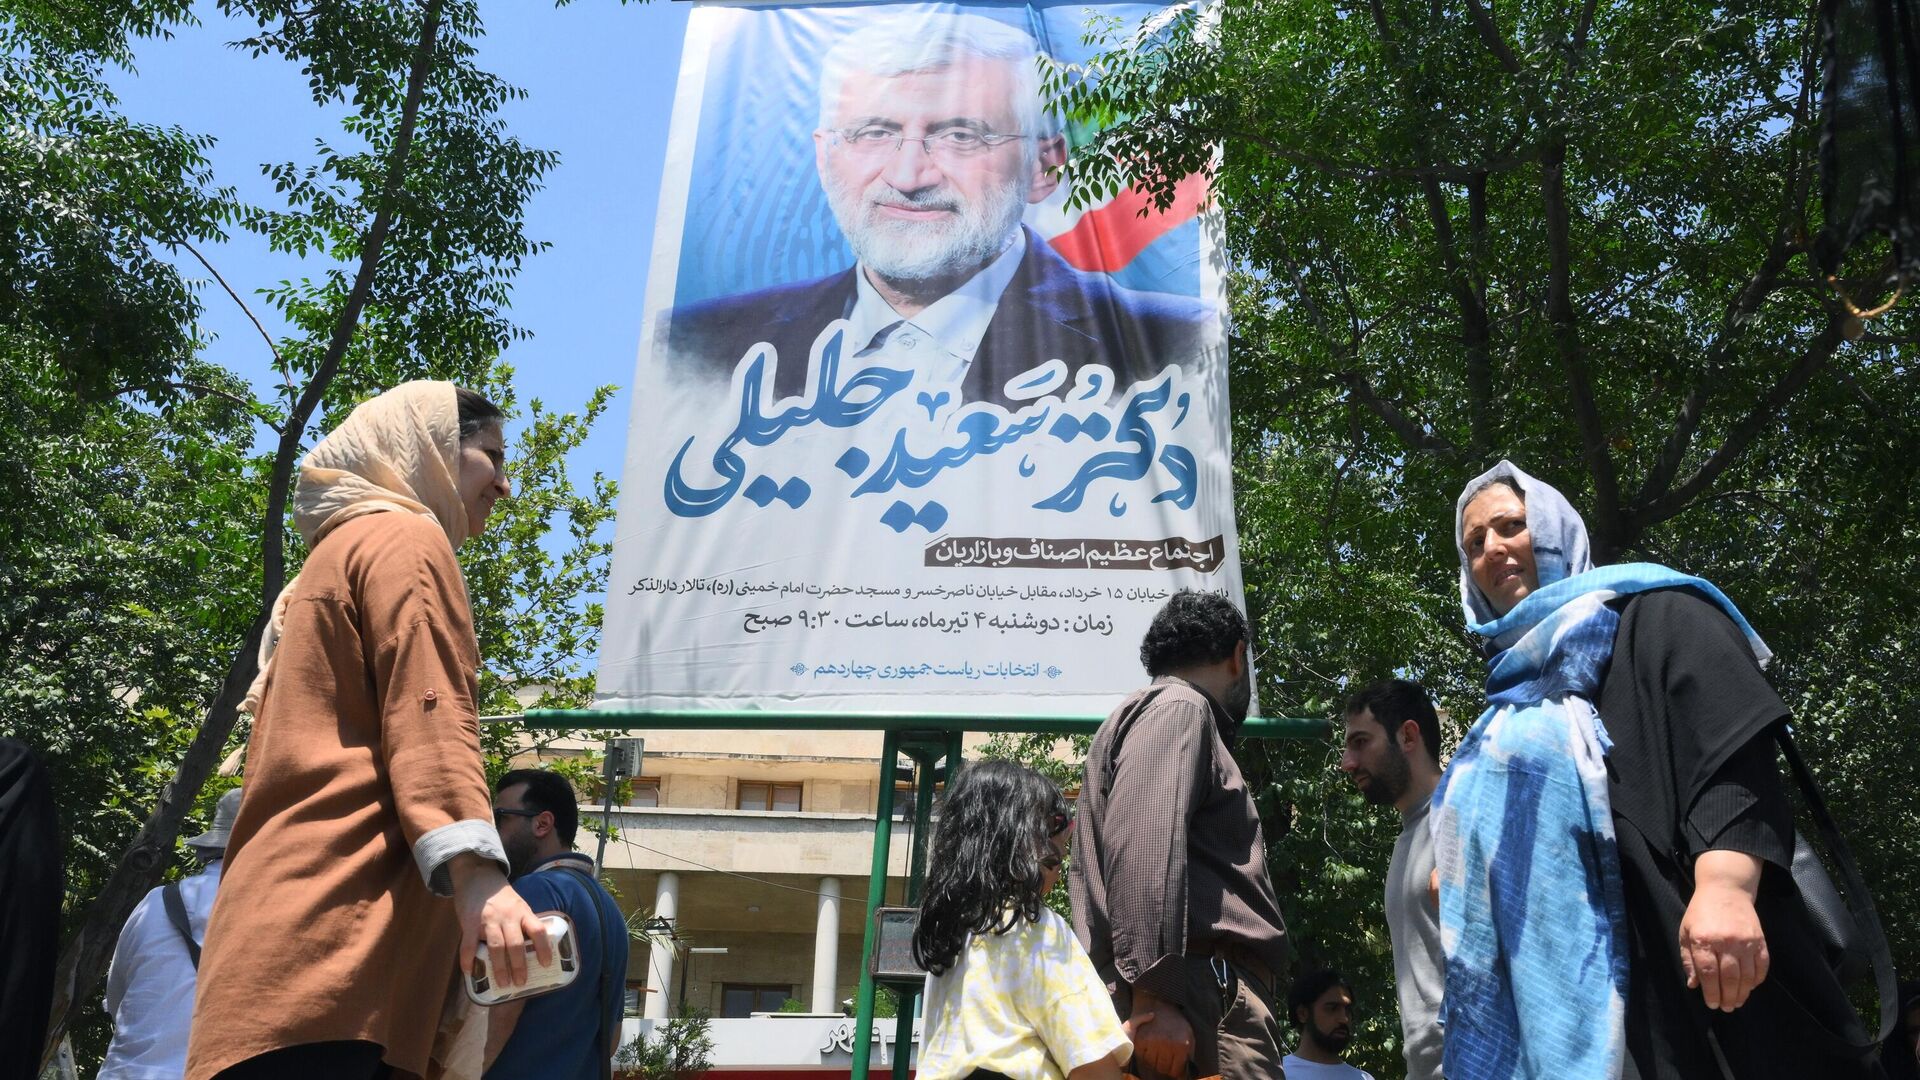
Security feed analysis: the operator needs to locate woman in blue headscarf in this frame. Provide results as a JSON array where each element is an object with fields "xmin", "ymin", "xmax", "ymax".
[{"xmin": 1431, "ymin": 461, "xmax": 1881, "ymax": 1080}]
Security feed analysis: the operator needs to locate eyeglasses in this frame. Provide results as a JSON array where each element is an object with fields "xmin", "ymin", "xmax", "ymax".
[
  {"xmin": 493, "ymin": 808, "xmax": 539, "ymax": 825},
  {"xmin": 828, "ymin": 126, "xmax": 1031, "ymax": 163}
]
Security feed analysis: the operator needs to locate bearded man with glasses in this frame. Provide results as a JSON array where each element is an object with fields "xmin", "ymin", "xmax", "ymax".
[
  {"xmin": 481, "ymin": 770, "xmax": 628, "ymax": 1080},
  {"xmin": 663, "ymin": 12, "xmax": 1213, "ymax": 409}
]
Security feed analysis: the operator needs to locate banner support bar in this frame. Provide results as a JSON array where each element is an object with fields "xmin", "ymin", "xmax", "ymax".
[{"xmin": 515, "ymin": 709, "xmax": 1329, "ymax": 739}]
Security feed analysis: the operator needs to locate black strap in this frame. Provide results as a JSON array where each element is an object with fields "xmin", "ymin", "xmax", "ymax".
[
  {"xmin": 1775, "ymin": 727, "xmax": 1899, "ymax": 1045},
  {"xmin": 1701, "ymin": 728, "xmax": 1897, "ymax": 1080},
  {"xmin": 550, "ymin": 863, "xmax": 619, "ymax": 1080},
  {"xmin": 161, "ymin": 882, "xmax": 199, "ymax": 969}
]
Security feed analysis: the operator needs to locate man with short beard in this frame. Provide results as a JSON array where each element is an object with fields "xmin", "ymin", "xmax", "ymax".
[
  {"xmin": 1070, "ymin": 590, "xmax": 1290, "ymax": 1080},
  {"xmin": 483, "ymin": 770, "xmax": 628, "ymax": 1080},
  {"xmin": 1282, "ymin": 970, "xmax": 1376, "ymax": 1080},
  {"xmin": 1338, "ymin": 680, "xmax": 1445, "ymax": 1080},
  {"xmin": 664, "ymin": 12, "xmax": 1212, "ymax": 408}
]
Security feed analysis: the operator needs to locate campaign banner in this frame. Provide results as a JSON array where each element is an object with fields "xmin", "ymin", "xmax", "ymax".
[{"xmin": 597, "ymin": 0, "xmax": 1243, "ymax": 715}]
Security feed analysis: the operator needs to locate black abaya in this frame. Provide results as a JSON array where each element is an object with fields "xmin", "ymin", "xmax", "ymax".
[{"xmin": 1599, "ymin": 590, "xmax": 1882, "ymax": 1080}]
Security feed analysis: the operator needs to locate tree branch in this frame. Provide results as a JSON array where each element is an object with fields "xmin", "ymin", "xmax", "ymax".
[
  {"xmin": 1635, "ymin": 226, "xmax": 1797, "ymax": 509},
  {"xmin": 174, "ymin": 237, "xmax": 292, "ymax": 392},
  {"xmin": 1340, "ymin": 369, "xmax": 1461, "ymax": 456},
  {"xmin": 1466, "ymin": 173, "xmax": 1493, "ymax": 453},
  {"xmin": 41, "ymin": 0, "xmax": 447, "ymax": 1059},
  {"xmin": 1637, "ymin": 315, "xmax": 1850, "ymax": 528},
  {"xmin": 1230, "ymin": 127, "xmax": 1539, "ymax": 183},
  {"xmin": 1463, "ymin": 0, "xmax": 1525, "ymax": 74},
  {"xmin": 1636, "ymin": 30, "xmax": 1817, "ymax": 514},
  {"xmin": 1421, "ymin": 175, "xmax": 1496, "ymax": 455},
  {"xmin": 1574, "ymin": 0, "xmax": 1601, "ymax": 53},
  {"xmin": 113, "ymin": 380, "xmax": 285, "ymax": 434},
  {"xmin": 1540, "ymin": 140, "xmax": 1625, "ymax": 556}
]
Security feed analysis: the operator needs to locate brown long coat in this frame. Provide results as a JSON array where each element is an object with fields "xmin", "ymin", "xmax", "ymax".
[{"xmin": 186, "ymin": 512, "xmax": 495, "ymax": 1079}]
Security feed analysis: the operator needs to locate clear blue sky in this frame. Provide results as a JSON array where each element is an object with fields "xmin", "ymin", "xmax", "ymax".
[{"xmin": 110, "ymin": 0, "xmax": 694, "ymax": 487}]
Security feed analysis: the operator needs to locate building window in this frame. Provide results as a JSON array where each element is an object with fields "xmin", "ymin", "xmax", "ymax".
[
  {"xmin": 630, "ymin": 777, "xmax": 660, "ymax": 808},
  {"xmin": 720, "ymin": 983, "xmax": 794, "ymax": 1018},
  {"xmin": 737, "ymin": 782, "xmax": 802, "ymax": 812}
]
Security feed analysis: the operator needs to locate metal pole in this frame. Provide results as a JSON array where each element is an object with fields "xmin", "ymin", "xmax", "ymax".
[
  {"xmin": 594, "ymin": 736, "xmax": 617, "ymax": 873},
  {"xmin": 944, "ymin": 730, "xmax": 964, "ymax": 783},
  {"xmin": 850, "ymin": 730, "xmax": 901, "ymax": 1080},
  {"xmin": 517, "ymin": 708, "xmax": 1330, "ymax": 740},
  {"xmin": 905, "ymin": 755, "xmax": 937, "ymax": 901},
  {"xmin": 892, "ymin": 747, "xmax": 941, "ymax": 1080}
]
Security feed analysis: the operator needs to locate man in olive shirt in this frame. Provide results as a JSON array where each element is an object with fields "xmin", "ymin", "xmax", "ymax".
[
  {"xmin": 1070, "ymin": 590, "xmax": 1290, "ymax": 1080},
  {"xmin": 1338, "ymin": 680, "xmax": 1445, "ymax": 1080}
]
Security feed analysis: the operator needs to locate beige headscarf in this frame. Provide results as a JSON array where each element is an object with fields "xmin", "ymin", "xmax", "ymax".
[{"xmin": 240, "ymin": 380, "xmax": 471, "ymax": 720}]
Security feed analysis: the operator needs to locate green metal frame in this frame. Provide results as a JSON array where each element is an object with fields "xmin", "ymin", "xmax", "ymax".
[{"xmin": 522, "ymin": 708, "xmax": 1327, "ymax": 1079}]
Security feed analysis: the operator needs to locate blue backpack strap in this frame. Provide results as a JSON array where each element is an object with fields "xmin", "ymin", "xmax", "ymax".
[
  {"xmin": 161, "ymin": 882, "xmax": 199, "ymax": 969},
  {"xmin": 549, "ymin": 863, "xmax": 619, "ymax": 1080}
]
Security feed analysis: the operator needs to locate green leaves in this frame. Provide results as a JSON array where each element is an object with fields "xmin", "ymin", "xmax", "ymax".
[
  {"xmin": 1058, "ymin": 2, "xmax": 1919, "ymax": 1072},
  {"xmin": 0, "ymin": 20, "xmax": 237, "ymax": 398},
  {"xmin": 4, "ymin": 0, "xmax": 617, "ymax": 1066}
]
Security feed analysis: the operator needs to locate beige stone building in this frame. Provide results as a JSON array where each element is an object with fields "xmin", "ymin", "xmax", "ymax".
[{"xmin": 514, "ymin": 727, "xmax": 994, "ymax": 1021}]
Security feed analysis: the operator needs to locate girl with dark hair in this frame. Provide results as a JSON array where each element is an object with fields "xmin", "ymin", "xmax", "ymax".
[{"xmin": 913, "ymin": 760, "xmax": 1136, "ymax": 1080}]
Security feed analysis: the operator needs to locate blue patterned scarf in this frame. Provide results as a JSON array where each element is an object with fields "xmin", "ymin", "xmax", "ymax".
[{"xmin": 1430, "ymin": 462, "xmax": 1769, "ymax": 1080}]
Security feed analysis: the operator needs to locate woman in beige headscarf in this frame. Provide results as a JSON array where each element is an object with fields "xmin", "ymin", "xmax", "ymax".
[{"xmin": 187, "ymin": 382, "xmax": 550, "ymax": 1080}]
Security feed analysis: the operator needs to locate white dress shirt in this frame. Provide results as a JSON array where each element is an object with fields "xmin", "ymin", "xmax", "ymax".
[
  {"xmin": 101, "ymin": 859, "xmax": 222, "ymax": 1079},
  {"xmin": 844, "ymin": 231, "xmax": 1028, "ymax": 394}
]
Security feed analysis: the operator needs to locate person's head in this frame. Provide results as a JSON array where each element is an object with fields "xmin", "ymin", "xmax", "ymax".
[
  {"xmin": 1454, "ymin": 461, "xmax": 1595, "ymax": 628},
  {"xmin": 1140, "ymin": 590, "xmax": 1252, "ymax": 724},
  {"xmin": 813, "ymin": 14, "xmax": 1067, "ymax": 300},
  {"xmin": 494, "ymin": 768, "xmax": 580, "ymax": 879},
  {"xmin": 911, "ymin": 759, "xmax": 1071, "ymax": 975},
  {"xmin": 292, "ymin": 381, "xmax": 510, "ymax": 552},
  {"xmin": 1460, "ymin": 476, "xmax": 1535, "ymax": 615},
  {"xmin": 183, "ymin": 788, "xmax": 244, "ymax": 865},
  {"xmin": 1288, "ymin": 969, "xmax": 1356, "ymax": 1057},
  {"xmin": 455, "ymin": 387, "xmax": 509, "ymax": 539},
  {"xmin": 1339, "ymin": 679, "xmax": 1442, "ymax": 810}
]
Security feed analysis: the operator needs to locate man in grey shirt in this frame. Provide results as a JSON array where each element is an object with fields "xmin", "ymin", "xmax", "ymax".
[{"xmin": 1338, "ymin": 679, "xmax": 1445, "ymax": 1080}]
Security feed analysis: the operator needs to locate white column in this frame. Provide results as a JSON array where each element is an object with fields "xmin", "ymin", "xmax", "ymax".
[
  {"xmin": 810, "ymin": 876, "xmax": 843, "ymax": 1013},
  {"xmin": 644, "ymin": 870, "xmax": 680, "ymax": 1019}
]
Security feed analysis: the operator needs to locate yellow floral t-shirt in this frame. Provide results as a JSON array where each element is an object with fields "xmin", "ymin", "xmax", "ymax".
[{"xmin": 917, "ymin": 907, "xmax": 1132, "ymax": 1080}]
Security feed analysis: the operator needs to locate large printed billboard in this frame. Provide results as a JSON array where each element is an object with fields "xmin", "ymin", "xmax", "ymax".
[{"xmin": 598, "ymin": 1, "xmax": 1241, "ymax": 715}]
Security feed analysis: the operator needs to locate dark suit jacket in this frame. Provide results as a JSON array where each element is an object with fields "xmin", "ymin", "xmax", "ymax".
[{"xmin": 663, "ymin": 228, "xmax": 1215, "ymax": 408}]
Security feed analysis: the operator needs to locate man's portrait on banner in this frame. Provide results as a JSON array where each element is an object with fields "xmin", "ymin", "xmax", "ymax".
[{"xmin": 661, "ymin": 12, "xmax": 1215, "ymax": 409}]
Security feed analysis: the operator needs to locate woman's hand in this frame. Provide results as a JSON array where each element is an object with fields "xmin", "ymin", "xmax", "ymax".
[
  {"xmin": 449, "ymin": 853, "xmax": 552, "ymax": 987},
  {"xmin": 1678, "ymin": 849, "xmax": 1770, "ymax": 1012}
]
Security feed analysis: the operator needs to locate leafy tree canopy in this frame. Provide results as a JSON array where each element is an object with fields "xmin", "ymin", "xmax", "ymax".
[
  {"xmin": 1, "ymin": 0, "xmax": 620, "ymax": 1064},
  {"xmin": 1045, "ymin": 1, "xmax": 1918, "ymax": 1072}
]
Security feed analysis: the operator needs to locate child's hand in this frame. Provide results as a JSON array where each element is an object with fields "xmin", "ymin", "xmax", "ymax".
[
  {"xmin": 1121, "ymin": 1011, "xmax": 1155, "ymax": 1041},
  {"xmin": 1128, "ymin": 992, "xmax": 1193, "ymax": 1078}
]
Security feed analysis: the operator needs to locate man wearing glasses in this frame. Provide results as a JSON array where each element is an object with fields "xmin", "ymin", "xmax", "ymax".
[
  {"xmin": 483, "ymin": 770, "xmax": 629, "ymax": 1080},
  {"xmin": 664, "ymin": 12, "xmax": 1212, "ymax": 409}
]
